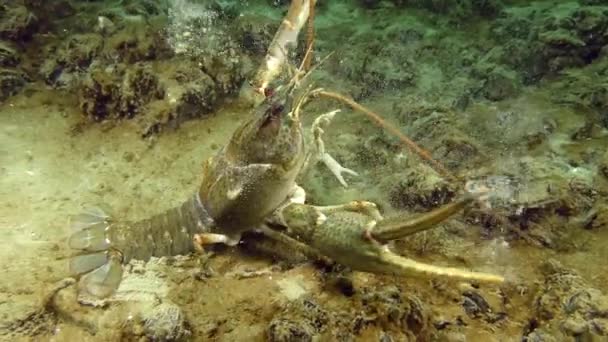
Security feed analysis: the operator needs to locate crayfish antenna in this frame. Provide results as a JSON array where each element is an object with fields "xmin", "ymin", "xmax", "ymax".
[{"xmin": 67, "ymin": 206, "xmax": 123, "ymax": 298}]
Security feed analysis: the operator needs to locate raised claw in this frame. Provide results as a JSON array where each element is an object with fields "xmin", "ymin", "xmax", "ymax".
[{"xmin": 277, "ymin": 200, "xmax": 505, "ymax": 284}]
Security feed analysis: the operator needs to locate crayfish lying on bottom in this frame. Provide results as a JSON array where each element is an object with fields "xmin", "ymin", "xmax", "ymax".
[{"xmin": 67, "ymin": 75, "xmax": 505, "ymax": 299}]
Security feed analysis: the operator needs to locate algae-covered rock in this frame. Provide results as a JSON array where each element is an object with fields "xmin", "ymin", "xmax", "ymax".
[
  {"xmin": 142, "ymin": 302, "xmax": 191, "ymax": 341},
  {"xmin": 267, "ymin": 299, "xmax": 329, "ymax": 342},
  {"xmin": 480, "ymin": 66, "xmax": 521, "ymax": 101},
  {"xmin": 0, "ymin": 68, "xmax": 28, "ymax": 101},
  {"xmin": 0, "ymin": 41, "xmax": 19, "ymax": 67},
  {"xmin": 547, "ymin": 56, "xmax": 608, "ymax": 124},
  {"xmin": 103, "ymin": 21, "xmax": 172, "ymax": 63},
  {"xmin": 360, "ymin": 285, "xmax": 432, "ymax": 339},
  {"xmin": 601, "ymin": 151, "xmax": 608, "ymax": 179},
  {"xmin": 39, "ymin": 33, "xmax": 104, "ymax": 87},
  {"xmin": 0, "ymin": 4, "xmax": 37, "ymax": 41},
  {"xmin": 524, "ymin": 260, "xmax": 608, "ymax": 340},
  {"xmin": 490, "ymin": 2, "xmax": 608, "ymax": 79},
  {"xmin": 390, "ymin": 0, "xmax": 504, "ymax": 19},
  {"xmin": 79, "ymin": 62, "xmax": 164, "ymax": 121},
  {"xmin": 387, "ymin": 164, "xmax": 456, "ymax": 211}
]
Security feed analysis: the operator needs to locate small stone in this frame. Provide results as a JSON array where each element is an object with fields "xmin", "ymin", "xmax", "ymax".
[
  {"xmin": 599, "ymin": 151, "xmax": 608, "ymax": 179},
  {"xmin": 0, "ymin": 41, "xmax": 19, "ymax": 67},
  {"xmin": 562, "ymin": 317, "xmax": 588, "ymax": 336},
  {"xmin": 143, "ymin": 303, "xmax": 190, "ymax": 341},
  {"xmin": 0, "ymin": 5, "xmax": 37, "ymax": 41},
  {"xmin": 0, "ymin": 68, "xmax": 27, "ymax": 101},
  {"xmin": 123, "ymin": 151, "xmax": 135, "ymax": 163}
]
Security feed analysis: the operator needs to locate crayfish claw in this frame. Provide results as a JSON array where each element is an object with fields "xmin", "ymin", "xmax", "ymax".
[
  {"xmin": 377, "ymin": 250, "xmax": 505, "ymax": 284},
  {"xmin": 276, "ymin": 202, "xmax": 505, "ymax": 285},
  {"xmin": 371, "ymin": 196, "xmax": 474, "ymax": 243}
]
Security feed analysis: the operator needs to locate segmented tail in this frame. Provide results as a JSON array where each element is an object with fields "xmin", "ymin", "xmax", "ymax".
[{"xmin": 67, "ymin": 206, "xmax": 124, "ymax": 298}]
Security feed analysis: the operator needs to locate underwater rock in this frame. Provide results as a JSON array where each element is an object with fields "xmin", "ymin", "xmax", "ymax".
[
  {"xmin": 0, "ymin": 67, "xmax": 28, "ymax": 101},
  {"xmin": 600, "ymin": 151, "xmax": 608, "ymax": 179},
  {"xmin": 336, "ymin": 40, "xmax": 416, "ymax": 93},
  {"xmin": 391, "ymin": 0, "xmax": 504, "ymax": 19},
  {"xmin": 394, "ymin": 102, "xmax": 487, "ymax": 171},
  {"xmin": 78, "ymin": 57, "xmax": 223, "ymax": 136},
  {"xmin": 138, "ymin": 60, "xmax": 218, "ymax": 137},
  {"xmin": 0, "ymin": 41, "xmax": 19, "ymax": 67},
  {"xmin": 104, "ymin": 21, "xmax": 172, "ymax": 63},
  {"xmin": 461, "ymin": 154, "xmax": 599, "ymax": 247},
  {"xmin": 0, "ymin": 4, "xmax": 37, "ymax": 42},
  {"xmin": 352, "ymin": 134, "xmax": 400, "ymax": 168},
  {"xmin": 491, "ymin": 2, "xmax": 608, "ymax": 80},
  {"xmin": 547, "ymin": 55, "xmax": 608, "ymax": 124},
  {"xmin": 359, "ymin": 285, "xmax": 432, "ymax": 339},
  {"xmin": 165, "ymin": 0, "xmax": 249, "ymax": 93},
  {"xmin": 142, "ymin": 302, "xmax": 191, "ymax": 341},
  {"xmin": 479, "ymin": 66, "xmax": 521, "ymax": 101},
  {"xmin": 387, "ymin": 164, "xmax": 456, "ymax": 211},
  {"xmin": 524, "ymin": 260, "xmax": 608, "ymax": 340},
  {"xmin": 39, "ymin": 33, "xmax": 104, "ymax": 88},
  {"xmin": 94, "ymin": 0, "xmax": 168, "ymax": 25},
  {"xmin": 460, "ymin": 286, "xmax": 507, "ymax": 324},
  {"xmin": 79, "ymin": 62, "xmax": 164, "ymax": 121},
  {"xmin": 234, "ymin": 13, "xmax": 276, "ymax": 57},
  {"xmin": 47, "ymin": 1, "xmax": 76, "ymax": 19},
  {"xmin": 267, "ymin": 299, "xmax": 329, "ymax": 342},
  {"xmin": 577, "ymin": 200, "xmax": 608, "ymax": 230}
]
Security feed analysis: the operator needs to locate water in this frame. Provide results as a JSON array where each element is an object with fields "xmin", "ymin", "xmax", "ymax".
[{"xmin": 1, "ymin": 0, "xmax": 607, "ymax": 340}]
